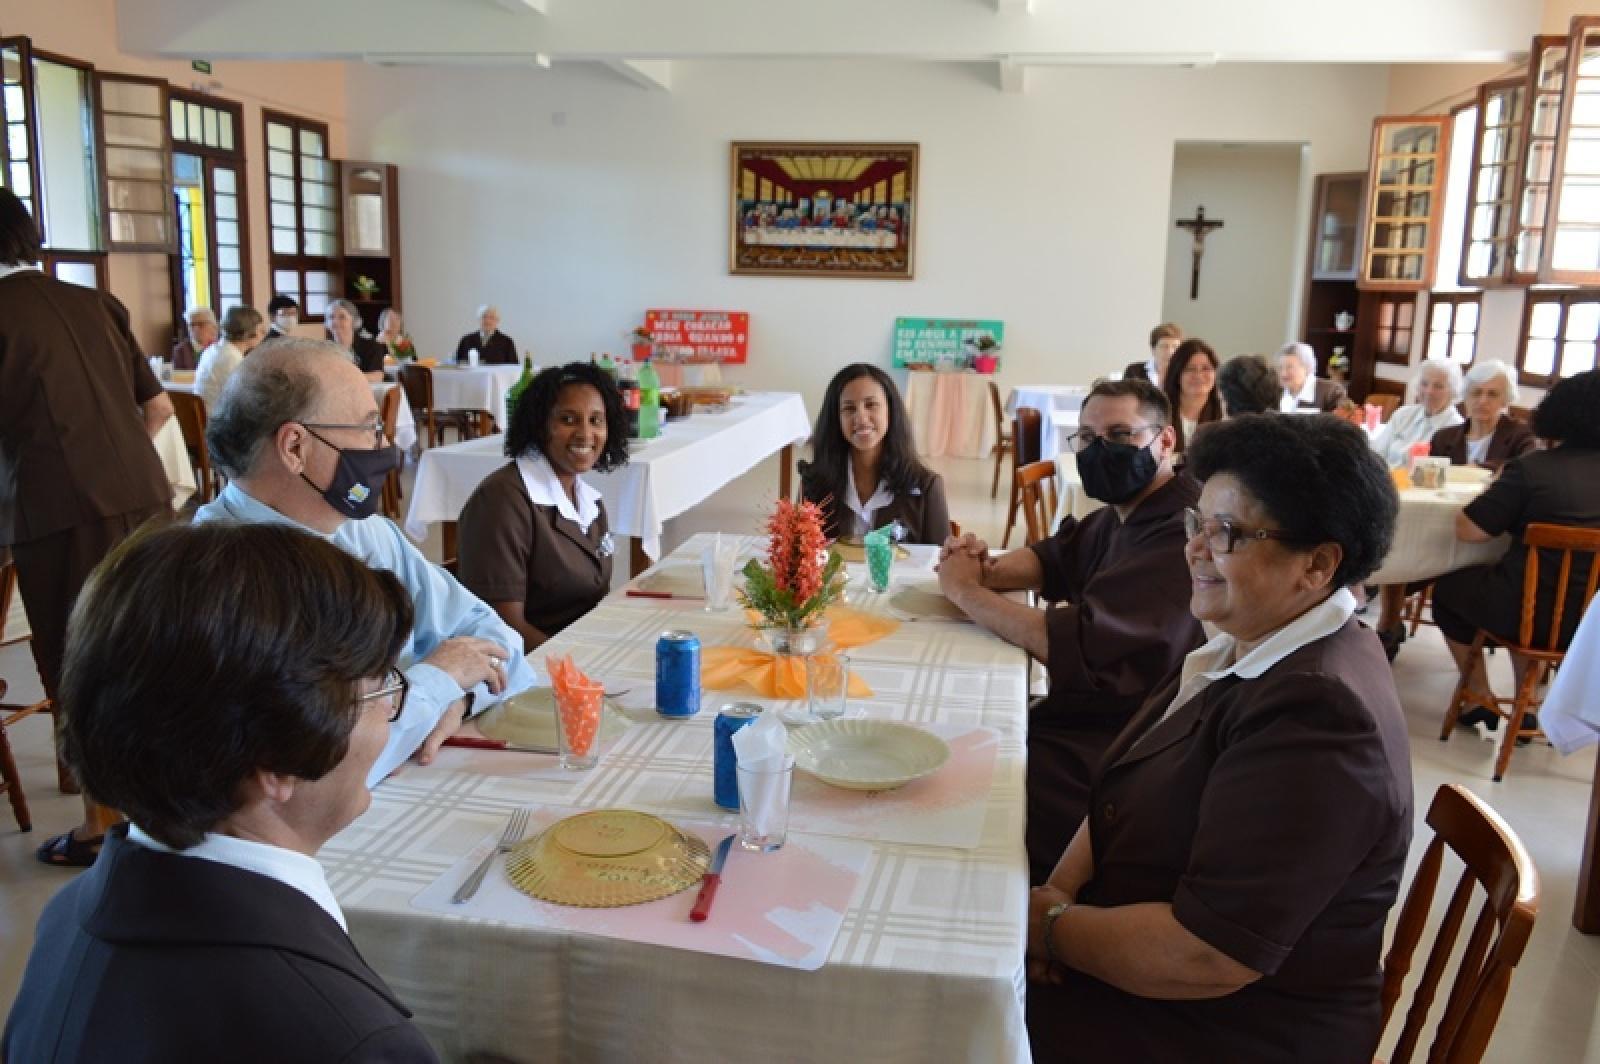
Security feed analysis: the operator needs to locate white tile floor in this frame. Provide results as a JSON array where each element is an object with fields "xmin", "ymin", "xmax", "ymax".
[{"xmin": 2, "ymin": 451, "xmax": 1598, "ymax": 1061}]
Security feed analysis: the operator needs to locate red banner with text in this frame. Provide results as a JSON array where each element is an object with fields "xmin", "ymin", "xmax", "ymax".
[{"xmin": 644, "ymin": 310, "xmax": 750, "ymax": 364}]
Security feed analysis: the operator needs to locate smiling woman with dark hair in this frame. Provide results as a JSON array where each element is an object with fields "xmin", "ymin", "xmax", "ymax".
[
  {"xmin": 3, "ymin": 521, "xmax": 437, "ymax": 1063},
  {"xmin": 457, "ymin": 361, "xmax": 629, "ymax": 650},
  {"xmin": 800, "ymin": 362, "xmax": 949, "ymax": 544},
  {"xmin": 1025, "ymin": 413, "xmax": 1411, "ymax": 1063}
]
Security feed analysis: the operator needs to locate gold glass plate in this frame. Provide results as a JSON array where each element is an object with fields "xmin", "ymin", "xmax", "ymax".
[{"xmin": 506, "ymin": 810, "xmax": 710, "ymax": 908}]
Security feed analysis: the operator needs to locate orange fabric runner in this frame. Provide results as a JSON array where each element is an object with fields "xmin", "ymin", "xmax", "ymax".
[{"xmin": 703, "ymin": 606, "xmax": 899, "ymax": 699}]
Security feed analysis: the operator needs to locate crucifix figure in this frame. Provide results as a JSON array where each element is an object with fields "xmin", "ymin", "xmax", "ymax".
[{"xmin": 1175, "ymin": 206, "xmax": 1225, "ymax": 300}]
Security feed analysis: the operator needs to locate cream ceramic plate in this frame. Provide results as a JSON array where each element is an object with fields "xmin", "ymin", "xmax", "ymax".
[{"xmin": 788, "ymin": 720, "xmax": 950, "ymax": 792}]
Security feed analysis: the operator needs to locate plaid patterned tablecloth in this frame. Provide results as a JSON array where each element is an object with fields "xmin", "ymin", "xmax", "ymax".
[{"xmin": 322, "ymin": 537, "xmax": 1030, "ymax": 1063}]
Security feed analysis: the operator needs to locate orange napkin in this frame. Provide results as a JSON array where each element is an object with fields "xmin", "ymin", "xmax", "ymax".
[
  {"xmin": 418, "ymin": 357, "xmax": 439, "ymax": 368},
  {"xmin": 705, "ymin": 606, "xmax": 898, "ymax": 699},
  {"xmin": 547, "ymin": 654, "xmax": 603, "ymax": 756},
  {"xmin": 1390, "ymin": 468, "xmax": 1412, "ymax": 493}
]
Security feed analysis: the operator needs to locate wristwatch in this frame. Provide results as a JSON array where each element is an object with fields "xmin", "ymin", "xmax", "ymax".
[{"xmin": 1042, "ymin": 900, "xmax": 1073, "ymax": 967}]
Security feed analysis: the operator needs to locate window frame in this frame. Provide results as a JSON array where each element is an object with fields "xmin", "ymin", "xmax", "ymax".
[
  {"xmin": 168, "ymin": 87, "xmax": 250, "ymax": 322},
  {"xmin": 1539, "ymin": 15, "xmax": 1600, "ymax": 285},
  {"xmin": 1371, "ymin": 293, "xmax": 1419, "ymax": 366},
  {"xmin": 0, "ymin": 36, "xmax": 44, "ymax": 240},
  {"xmin": 1423, "ymin": 291, "xmax": 1482, "ymax": 366},
  {"xmin": 1359, "ymin": 114, "xmax": 1454, "ymax": 292},
  {"xmin": 262, "ymin": 107, "xmax": 338, "ymax": 323},
  {"xmin": 1507, "ymin": 35, "xmax": 1572, "ymax": 285},
  {"xmin": 93, "ymin": 69, "xmax": 173, "ymax": 253},
  {"xmin": 39, "ymin": 249, "xmax": 108, "ymax": 290},
  {"xmin": 1459, "ymin": 77, "xmax": 1525, "ymax": 288},
  {"xmin": 1517, "ymin": 288, "xmax": 1600, "ymax": 387}
]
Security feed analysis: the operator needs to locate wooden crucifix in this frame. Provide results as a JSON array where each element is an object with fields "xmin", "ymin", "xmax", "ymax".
[{"xmin": 1175, "ymin": 206, "xmax": 1225, "ymax": 300}]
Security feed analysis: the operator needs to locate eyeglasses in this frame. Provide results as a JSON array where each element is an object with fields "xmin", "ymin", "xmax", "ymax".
[
  {"xmin": 301, "ymin": 420, "xmax": 386, "ymax": 448},
  {"xmin": 356, "ymin": 667, "xmax": 409, "ymax": 722},
  {"xmin": 1182, "ymin": 507, "xmax": 1309, "ymax": 555},
  {"xmin": 1063, "ymin": 424, "xmax": 1159, "ymax": 453}
]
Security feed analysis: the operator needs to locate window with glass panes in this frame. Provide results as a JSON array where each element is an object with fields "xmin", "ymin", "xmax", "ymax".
[
  {"xmin": 1462, "ymin": 79, "xmax": 1525, "ymax": 285},
  {"xmin": 1425, "ymin": 293, "xmax": 1481, "ymax": 365},
  {"xmin": 97, "ymin": 73, "xmax": 170, "ymax": 250},
  {"xmin": 263, "ymin": 110, "xmax": 337, "ymax": 320},
  {"xmin": 1520, "ymin": 290, "xmax": 1600, "ymax": 383},
  {"xmin": 169, "ymin": 90, "xmax": 247, "ymax": 318},
  {"xmin": 1373, "ymin": 295, "xmax": 1417, "ymax": 365},
  {"xmin": 0, "ymin": 39, "xmax": 40, "ymax": 227}
]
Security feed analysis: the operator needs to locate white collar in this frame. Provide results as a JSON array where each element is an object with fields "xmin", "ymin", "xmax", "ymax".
[
  {"xmin": 1152, "ymin": 587, "xmax": 1358, "ymax": 730},
  {"xmin": 0, "ymin": 263, "xmax": 40, "ymax": 281},
  {"xmin": 517, "ymin": 453, "xmax": 601, "ymax": 533},
  {"xmin": 844, "ymin": 461, "xmax": 897, "ymax": 538},
  {"xmin": 125, "ymin": 823, "xmax": 348, "ymax": 932},
  {"xmin": 1145, "ymin": 357, "xmax": 1159, "ymax": 383}
]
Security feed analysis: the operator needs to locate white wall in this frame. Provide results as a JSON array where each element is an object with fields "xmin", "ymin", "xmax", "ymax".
[
  {"xmin": 1161, "ymin": 142, "xmax": 1304, "ymax": 360},
  {"xmin": 343, "ymin": 60, "xmax": 1389, "ymax": 404}
]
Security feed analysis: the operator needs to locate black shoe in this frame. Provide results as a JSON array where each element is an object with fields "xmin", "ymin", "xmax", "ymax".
[
  {"xmin": 1378, "ymin": 626, "xmax": 1406, "ymax": 662},
  {"xmin": 1516, "ymin": 712, "xmax": 1541, "ymax": 746},
  {"xmin": 1458, "ymin": 706, "xmax": 1498, "ymax": 731}
]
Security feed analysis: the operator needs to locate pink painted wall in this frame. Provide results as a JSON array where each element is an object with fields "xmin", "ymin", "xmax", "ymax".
[{"xmin": 0, "ymin": 0, "xmax": 348, "ymax": 355}]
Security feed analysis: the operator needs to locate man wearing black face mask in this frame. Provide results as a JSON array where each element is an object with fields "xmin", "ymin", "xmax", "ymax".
[
  {"xmin": 939, "ymin": 378, "xmax": 1204, "ymax": 884},
  {"xmin": 191, "ymin": 341, "xmax": 537, "ymax": 781}
]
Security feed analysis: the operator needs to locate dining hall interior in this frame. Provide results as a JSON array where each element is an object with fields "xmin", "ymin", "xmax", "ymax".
[{"xmin": 4, "ymin": 0, "xmax": 1600, "ymax": 1060}]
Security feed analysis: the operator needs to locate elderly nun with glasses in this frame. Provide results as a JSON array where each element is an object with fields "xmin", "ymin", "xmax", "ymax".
[{"xmin": 1024, "ymin": 413, "xmax": 1411, "ymax": 1064}]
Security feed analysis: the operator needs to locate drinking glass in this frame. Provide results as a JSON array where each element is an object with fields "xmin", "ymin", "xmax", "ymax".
[
  {"xmin": 702, "ymin": 545, "xmax": 734, "ymax": 611},
  {"xmin": 807, "ymin": 653, "xmax": 850, "ymax": 721},
  {"xmin": 737, "ymin": 756, "xmax": 794, "ymax": 852}
]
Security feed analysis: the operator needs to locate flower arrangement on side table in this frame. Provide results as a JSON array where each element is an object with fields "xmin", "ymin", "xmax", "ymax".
[{"xmin": 739, "ymin": 498, "xmax": 847, "ymax": 656}]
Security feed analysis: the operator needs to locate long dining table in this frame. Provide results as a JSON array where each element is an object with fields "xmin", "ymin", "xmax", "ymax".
[{"xmin": 319, "ymin": 535, "xmax": 1032, "ymax": 1062}]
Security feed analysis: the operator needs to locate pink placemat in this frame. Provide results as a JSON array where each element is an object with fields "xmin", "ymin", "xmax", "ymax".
[{"xmin": 411, "ymin": 807, "xmax": 870, "ymax": 971}]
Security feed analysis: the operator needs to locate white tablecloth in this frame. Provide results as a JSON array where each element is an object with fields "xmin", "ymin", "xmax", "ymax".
[
  {"xmin": 1540, "ymin": 596, "xmax": 1600, "ymax": 754},
  {"xmin": 1008, "ymin": 384, "xmax": 1089, "ymax": 461},
  {"xmin": 404, "ymin": 392, "xmax": 812, "ymax": 560},
  {"xmin": 425, "ymin": 365, "xmax": 524, "ymax": 429},
  {"xmin": 166, "ymin": 379, "xmax": 415, "ymax": 452},
  {"xmin": 150, "ymin": 416, "xmax": 196, "ymax": 510},
  {"xmin": 320, "ymin": 535, "xmax": 1029, "ymax": 1063},
  {"xmin": 905, "ymin": 370, "xmax": 997, "ymax": 458}
]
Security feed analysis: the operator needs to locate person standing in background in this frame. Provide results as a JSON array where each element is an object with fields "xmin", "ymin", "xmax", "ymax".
[
  {"xmin": 0, "ymin": 188, "xmax": 175, "ymax": 867},
  {"xmin": 1122, "ymin": 323, "xmax": 1184, "ymax": 386}
]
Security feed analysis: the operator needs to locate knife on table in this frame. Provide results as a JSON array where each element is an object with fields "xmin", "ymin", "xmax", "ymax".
[
  {"xmin": 689, "ymin": 834, "xmax": 736, "ymax": 922},
  {"xmin": 441, "ymin": 736, "xmax": 559, "ymax": 756}
]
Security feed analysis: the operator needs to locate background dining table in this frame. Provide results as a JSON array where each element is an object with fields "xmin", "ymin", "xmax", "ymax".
[
  {"xmin": 1007, "ymin": 384, "xmax": 1090, "ymax": 462},
  {"xmin": 318, "ymin": 535, "xmax": 1032, "ymax": 1063},
  {"xmin": 418, "ymin": 363, "xmax": 525, "ymax": 431},
  {"xmin": 903, "ymin": 369, "xmax": 997, "ymax": 459}
]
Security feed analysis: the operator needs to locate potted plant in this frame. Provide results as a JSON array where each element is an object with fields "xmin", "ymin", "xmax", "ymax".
[
  {"xmin": 964, "ymin": 334, "xmax": 1001, "ymax": 374},
  {"xmin": 628, "ymin": 326, "xmax": 655, "ymax": 362},
  {"xmin": 739, "ymin": 498, "xmax": 847, "ymax": 656},
  {"xmin": 1329, "ymin": 346, "xmax": 1350, "ymax": 382},
  {"xmin": 352, "ymin": 275, "xmax": 380, "ymax": 300}
]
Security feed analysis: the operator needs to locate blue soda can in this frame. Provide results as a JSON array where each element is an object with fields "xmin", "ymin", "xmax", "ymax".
[
  {"xmin": 655, "ymin": 630, "xmax": 701, "ymax": 718},
  {"xmin": 713, "ymin": 703, "xmax": 763, "ymax": 810}
]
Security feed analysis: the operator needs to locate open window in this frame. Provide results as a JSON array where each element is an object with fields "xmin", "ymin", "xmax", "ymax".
[
  {"xmin": 1359, "ymin": 116, "xmax": 1453, "ymax": 291},
  {"xmin": 263, "ymin": 108, "xmax": 339, "ymax": 321}
]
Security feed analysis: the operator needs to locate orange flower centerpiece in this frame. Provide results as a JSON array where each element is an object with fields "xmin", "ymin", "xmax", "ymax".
[{"xmin": 739, "ymin": 498, "xmax": 846, "ymax": 656}]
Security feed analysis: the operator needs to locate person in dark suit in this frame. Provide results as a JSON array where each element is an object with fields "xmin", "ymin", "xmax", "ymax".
[
  {"xmin": 1025, "ymin": 413, "xmax": 1409, "ymax": 1063},
  {"xmin": 799, "ymin": 362, "xmax": 950, "ymax": 545},
  {"xmin": 326, "ymin": 297, "xmax": 387, "ymax": 381},
  {"xmin": 0, "ymin": 189, "xmax": 174, "ymax": 868},
  {"xmin": 938, "ymin": 378, "xmax": 1205, "ymax": 882},
  {"xmin": 1433, "ymin": 370, "xmax": 1600, "ymax": 735},
  {"xmin": 1428, "ymin": 358, "xmax": 1536, "ymax": 472},
  {"xmin": 1121, "ymin": 322, "xmax": 1183, "ymax": 385},
  {"xmin": 454, "ymin": 304, "xmax": 518, "ymax": 365},
  {"xmin": 1275, "ymin": 342, "xmax": 1346, "ymax": 412},
  {"xmin": 3, "ymin": 521, "xmax": 439, "ymax": 1063},
  {"xmin": 458, "ymin": 362, "xmax": 628, "ymax": 650},
  {"xmin": 265, "ymin": 293, "xmax": 299, "ymax": 341}
]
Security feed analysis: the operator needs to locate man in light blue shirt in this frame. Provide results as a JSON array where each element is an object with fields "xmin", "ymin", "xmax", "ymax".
[{"xmin": 196, "ymin": 339, "xmax": 536, "ymax": 785}]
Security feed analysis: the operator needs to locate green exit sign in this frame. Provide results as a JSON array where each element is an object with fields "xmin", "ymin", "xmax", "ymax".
[{"xmin": 191, "ymin": 60, "xmax": 212, "ymax": 74}]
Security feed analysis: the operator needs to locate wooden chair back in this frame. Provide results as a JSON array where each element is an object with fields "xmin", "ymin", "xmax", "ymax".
[
  {"xmin": 0, "ymin": 676, "xmax": 29, "ymax": 831},
  {"xmin": 1516, "ymin": 523, "xmax": 1600, "ymax": 654},
  {"xmin": 1016, "ymin": 460, "xmax": 1058, "ymax": 545},
  {"xmin": 1380, "ymin": 784, "xmax": 1539, "ymax": 1064},
  {"xmin": 398, "ymin": 364, "xmax": 438, "ymax": 448},
  {"xmin": 1370, "ymin": 393, "xmax": 1401, "ymax": 421},
  {"xmin": 168, "ymin": 391, "xmax": 216, "ymax": 503},
  {"xmin": 988, "ymin": 381, "xmax": 1015, "ymax": 500},
  {"xmin": 988, "ymin": 381, "xmax": 1008, "ymax": 438},
  {"xmin": 378, "ymin": 385, "xmax": 404, "ymax": 519},
  {"xmin": 1014, "ymin": 406, "xmax": 1043, "ymax": 466}
]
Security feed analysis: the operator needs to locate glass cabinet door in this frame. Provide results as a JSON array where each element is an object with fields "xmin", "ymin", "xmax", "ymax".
[
  {"xmin": 342, "ymin": 161, "xmax": 393, "ymax": 257},
  {"xmin": 1312, "ymin": 173, "xmax": 1363, "ymax": 280},
  {"xmin": 1361, "ymin": 115, "xmax": 1452, "ymax": 290}
]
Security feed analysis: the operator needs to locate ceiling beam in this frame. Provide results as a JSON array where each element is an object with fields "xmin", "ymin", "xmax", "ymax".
[
  {"xmin": 991, "ymin": 0, "xmax": 1033, "ymax": 12},
  {"xmin": 491, "ymin": 0, "xmax": 550, "ymax": 14},
  {"xmin": 996, "ymin": 59, "xmax": 1027, "ymax": 93},
  {"xmin": 605, "ymin": 59, "xmax": 673, "ymax": 91}
]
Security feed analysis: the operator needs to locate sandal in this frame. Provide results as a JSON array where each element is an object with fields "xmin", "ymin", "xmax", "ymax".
[{"xmin": 36, "ymin": 830, "xmax": 104, "ymax": 868}]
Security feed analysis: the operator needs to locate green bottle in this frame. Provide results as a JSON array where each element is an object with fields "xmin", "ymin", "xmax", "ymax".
[
  {"xmin": 637, "ymin": 358, "xmax": 661, "ymax": 439},
  {"xmin": 597, "ymin": 352, "xmax": 619, "ymax": 383},
  {"xmin": 505, "ymin": 353, "xmax": 536, "ymax": 429}
]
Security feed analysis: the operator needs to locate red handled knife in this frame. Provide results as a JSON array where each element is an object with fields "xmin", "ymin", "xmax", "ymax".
[{"xmin": 690, "ymin": 834, "xmax": 736, "ymax": 922}]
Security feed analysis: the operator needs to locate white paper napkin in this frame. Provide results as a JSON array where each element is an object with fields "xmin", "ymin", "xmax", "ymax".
[{"xmin": 733, "ymin": 709, "xmax": 791, "ymax": 835}]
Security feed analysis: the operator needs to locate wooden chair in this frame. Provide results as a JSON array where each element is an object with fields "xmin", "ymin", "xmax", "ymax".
[
  {"xmin": 1002, "ymin": 407, "xmax": 1042, "ymax": 548},
  {"xmin": 378, "ymin": 385, "xmax": 404, "ymax": 520},
  {"xmin": 0, "ymin": 556, "xmax": 69, "ymax": 795},
  {"xmin": 987, "ymin": 381, "xmax": 1014, "ymax": 499},
  {"xmin": 1399, "ymin": 582, "xmax": 1436, "ymax": 638},
  {"xmin": 1379, "ymin": 784, "xmax": 1539, "ymax": 1064},
  {"xmin": 1440, "ymin": 523, "xmax": 1600, "ymax": 781},
  {"xmin": 0, "ymin": 678, "xmax": 30, "ymax": 831},
  {"xmin": 1016, "ymin": 460, "xmax": 1059, "ymax": 547},
  {"xmin": 1369, "ymin": 393, "xmax": 1402, "ymax": 421},
  {"xmin": 398, "ymin": 365, "xmax": 477, "ymax": 448},
  {"xmin": 169, "ymin": 391, "xmax": 221, "ymax": 503}
]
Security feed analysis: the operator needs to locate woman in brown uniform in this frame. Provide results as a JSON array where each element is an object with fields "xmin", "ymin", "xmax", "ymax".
[
  {"xmin": 1025, "ymin": 413, "xmax": 1411, "ymax": 1062},
  {"xmin": 799, "ymin": 363, "xmax": 949, "ymax": 544},
  {"xmin": 457, "ymin": 363, "xmax": 628, "ymax": 650}
]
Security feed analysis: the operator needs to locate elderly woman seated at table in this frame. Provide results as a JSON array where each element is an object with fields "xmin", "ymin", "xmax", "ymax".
[
  {"xmin": 1276, "ymin": 342, "xmax": 1347, "ymax": 413},
  {"xmin": 1215, "ymin": 353, "xmax": 1279, "ymax": 417},
  {"xmin": 1369, "ymin": 357, "xmax": 1464, "ymax": 469},
  {"xmin": 457, "ymin": 362, "xmax": 628, "ymax": 651},
  {"xmin": 326, "ymin": 297, "xmax": 387, "ymax": 383},
  {"xmin": 1160, "ymin": 338, "xmax": 1221, "ymax": 450},
  {"xmin": 1025, "ymin": 413, "xmax": 1410, "ymax": 1063},
  {"xmin": 3, "ymin": 522, "xmax": 438, "ymax": 1062},
  {"xmin": 376, "ymin": 308, "xmax": 416, "ymax": 362},
  {"xmin": 800, "ymin": 362, "xmax": 949, "ymax": 544},
  {"xmin": 1433, "ymin": 369, "xmax": 1600, "ymax": 734},
  {"xmin": 194, "ymin": 305, "xmax": 266, "ymax": 411},
  {"xmin": 1429, "ymin": 358, "xmax": 1535, "ymax": 472}
]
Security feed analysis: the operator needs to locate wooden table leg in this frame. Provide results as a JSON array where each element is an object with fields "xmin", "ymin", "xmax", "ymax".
[
  {"xmin": 441, "ymin": 521, "xmax": 459, "ymax": 567},
  {"xmin": 1575, "ymin": 746, "xmax": 1600, "ymax": 933},
  {"xmin": 630, "ymin": 538, "xmax": 649, "ymax": 578},
  {"xmin": 779, "ymin": 443, "xmax": 793, "ymax": 502}
]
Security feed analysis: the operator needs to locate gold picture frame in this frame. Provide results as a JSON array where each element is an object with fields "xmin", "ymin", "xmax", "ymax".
[{"xmin": 729, "ymin": 141, "xmax": 919, "ymax": 279}]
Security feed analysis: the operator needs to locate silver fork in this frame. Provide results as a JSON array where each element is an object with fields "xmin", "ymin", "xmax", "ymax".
[{"xmin": 452, "ymin": 807, "xmax": 530, "ymax": 904}]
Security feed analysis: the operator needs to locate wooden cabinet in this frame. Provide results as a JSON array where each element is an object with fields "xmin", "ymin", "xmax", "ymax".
[
  {"xmin": 1301, "ymin": 172, "xmax": 1363, "ymax": 389},
  {"xmin": 340, "ymin": 160, "xmax": 401, "ymax": 335}
]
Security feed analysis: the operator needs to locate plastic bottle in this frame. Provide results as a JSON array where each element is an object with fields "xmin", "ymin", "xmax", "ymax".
[
  {"xmin": 597, "ymin": 351, "xmax": 619, "ymax": 383},
  {"xmin": 637, "ymin": 358, "xmax": 661, "ymax": 439},
  {"xmin": 505, "ymin": 353, "xmax": 536, "ymax": 427}
]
